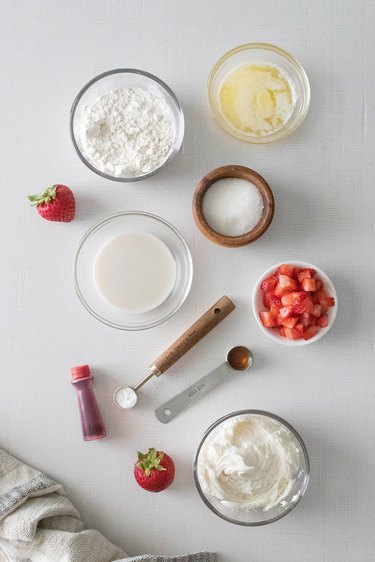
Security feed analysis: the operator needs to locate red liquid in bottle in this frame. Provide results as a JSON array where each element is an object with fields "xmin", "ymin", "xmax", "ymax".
[{"xmin": 71, "ymin": 365, "xmax": 106, "ymax": 441}]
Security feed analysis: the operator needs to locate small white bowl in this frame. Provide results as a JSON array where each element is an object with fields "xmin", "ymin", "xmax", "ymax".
[{"xmin": 252, "ymin": 261, "xmax": 338, "ymax": 346}]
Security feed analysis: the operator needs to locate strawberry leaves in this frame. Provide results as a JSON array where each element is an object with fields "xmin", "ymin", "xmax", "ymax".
[{"xmin": 136, "ymin": 448, "xmax": 167, "ymax": 477}]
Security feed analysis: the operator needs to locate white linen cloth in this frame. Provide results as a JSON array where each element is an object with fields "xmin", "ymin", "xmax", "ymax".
[{"xmin": 0, "ymin": 449, "xmax": 216, "ymax": 562}]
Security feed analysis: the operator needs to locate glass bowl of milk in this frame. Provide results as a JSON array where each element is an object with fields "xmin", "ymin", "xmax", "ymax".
[{"xmin": 74, "ymin": 212, "xmax": 193, "ymax": 330}]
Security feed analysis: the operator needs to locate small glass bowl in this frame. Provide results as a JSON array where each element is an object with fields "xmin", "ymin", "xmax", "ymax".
[
  {"xmin": 74, "ymin": 212, "xmax": 193, "ymax": 330},
  {"xmin": 193, "ymin": 410, "xmax": 310, "ymax": 526},
  {"xmin": 207, "ymin": 43, "xmax": 310, "ymax": 144},
  {"xmin": 70, "ymin": 69, "xmax": 185, "ymax": 181}
]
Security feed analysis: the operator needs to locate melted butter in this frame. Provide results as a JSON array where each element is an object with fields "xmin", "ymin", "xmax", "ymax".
[{"xmin": 218, "ymin": 64, "xmax": 295, "ymax": 136}]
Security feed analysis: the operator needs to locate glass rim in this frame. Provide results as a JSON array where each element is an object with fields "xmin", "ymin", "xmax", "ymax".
[
  {"xmin": 193, "ymin": 409, "xmax": 310, "ymax": 526},
  {"xmin": 207, "ymin": 43, "xmax": 311, "ymax": 144},
  {"xmin": 70, "ymin": 68, "xmax": 185, "ymax": 182},
  {"xmin": 73, "ymin": 211, "xmax": 193, "ymax": 330}
]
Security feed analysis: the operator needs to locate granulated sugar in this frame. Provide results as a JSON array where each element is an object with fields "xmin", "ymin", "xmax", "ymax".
[
  {"xmin": 80, "ymin": 88, "xmax": 175, "ymax": 177},
  {"xmin": 202, "ymin": 178, "xmax": 264, "ymax": 236}
]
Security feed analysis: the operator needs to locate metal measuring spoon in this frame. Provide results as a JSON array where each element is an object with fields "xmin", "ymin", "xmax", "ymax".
[
  {"xmin": 155, "ymin": 346, "xmax": 253, "ymax": 423},
  {"xmin": 113, "ymin": 296, "xmax": 235, "ymax": 409}
]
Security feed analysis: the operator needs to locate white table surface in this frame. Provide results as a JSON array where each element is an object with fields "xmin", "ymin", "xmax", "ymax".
[{"xmin": 1, "ymin": 1, "xmax": 374, "ymax": 560}]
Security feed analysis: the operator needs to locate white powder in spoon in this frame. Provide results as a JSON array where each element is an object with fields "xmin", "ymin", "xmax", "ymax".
[{"xmin": 202, "ymin": 178, "xmax": 264, "ymax": 236}]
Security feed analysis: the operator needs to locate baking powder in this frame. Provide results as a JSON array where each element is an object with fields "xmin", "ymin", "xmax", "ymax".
[{"xmin": 80, "ymin": 88, "xmax": 176, "ymax": 177}]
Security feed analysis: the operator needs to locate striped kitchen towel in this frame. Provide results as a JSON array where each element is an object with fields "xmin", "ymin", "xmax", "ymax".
[{"xmin": 0, "ymin": 449, "xmax": 216, "ymax": 562}]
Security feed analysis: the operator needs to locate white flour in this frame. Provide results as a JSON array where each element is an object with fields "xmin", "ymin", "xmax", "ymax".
[{"xmin": 80, "ymin": 88, "xmax": 176, "ymax": 177}]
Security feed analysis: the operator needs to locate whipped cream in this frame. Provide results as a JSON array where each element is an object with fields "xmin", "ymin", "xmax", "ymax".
[{"xmin": 197, "ymin": 413, "xmax": 302, "ymax": 512}]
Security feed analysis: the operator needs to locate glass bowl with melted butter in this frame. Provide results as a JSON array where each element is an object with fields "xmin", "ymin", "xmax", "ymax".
[{"xmin": 207, "ymin": 43, "xmax": 310, "ymax": 143}]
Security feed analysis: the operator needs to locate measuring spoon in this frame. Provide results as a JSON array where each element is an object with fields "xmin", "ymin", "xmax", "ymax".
[{"xmin": 155, "ymin": 345, "xmax": 253, "ymax": 423}]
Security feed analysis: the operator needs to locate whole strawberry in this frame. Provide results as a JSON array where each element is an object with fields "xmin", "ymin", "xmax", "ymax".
[
  {"xmin": 134, "ymin": 448, "xmax": 175, "ymax": 493},
  {"xmin": 28, "ymin": 184, "xmax": 75, "ymax": 222}
]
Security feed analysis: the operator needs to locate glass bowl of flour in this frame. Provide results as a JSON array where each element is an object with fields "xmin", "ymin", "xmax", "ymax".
[
  {"xmin": 70, "ymin": 69, "xmax": 185, "ymax": 181},
  {"xmin": 193, "ymin": 410, "xmax": 309, "ymax": 525}
]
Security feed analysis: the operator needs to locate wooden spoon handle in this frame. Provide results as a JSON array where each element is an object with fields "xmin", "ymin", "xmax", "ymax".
[{"xmin": 152, "ymin": 296, "xmax": 235, "ymax": 375}]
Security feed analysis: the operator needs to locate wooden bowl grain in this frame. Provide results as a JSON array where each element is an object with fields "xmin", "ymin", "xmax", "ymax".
[{"xmin": 193, "ymin": 165, "xmax": 275, "ymax": 247}]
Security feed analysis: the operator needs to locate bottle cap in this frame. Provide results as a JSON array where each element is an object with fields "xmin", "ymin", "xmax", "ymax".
[{"xmin": 71, "ymin": 364, "xmax": 91, "ymax": 380}]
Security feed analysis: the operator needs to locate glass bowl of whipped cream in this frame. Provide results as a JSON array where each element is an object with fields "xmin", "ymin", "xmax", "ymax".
[
  {"xmin": 70, "ymin": 69, "xmax": 185, "ymax": 181},
  {"xmin": 193, "ymin": 410, "xmax": 309, "ymax": 525},
  {"xmin": 208, "ymin": 43, "xmax": 310, "ymax": 143}
]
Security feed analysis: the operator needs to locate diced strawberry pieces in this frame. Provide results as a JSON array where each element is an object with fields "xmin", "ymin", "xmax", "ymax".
[
  {"xmin": 284, "ymin": 327, "xmax": 303, "ymax": 340},
  {"xmin": 259, "ymin": 311, "xmax": 276, "ymax": 328},
  {"xmin": 274, "ymin": 275, "xmax": 297, "ymax": 297},
  {"xmin": 303, "ymin": 326, "xmax": 319, "ymax": 340},
  {"xmin": 295, "ymin": 322, "xmax": 304, "ymax": 334},
  {"xmin": 268, "ymin": 294, "xmax": 282, "ymax": 308},
  {"xmin": 318, "ymin": 313, "xmax": 328, "ymax": 328},
  {"xmin": 277, "ymin": 264, "xmax": 295, "ymax": 278},
  {"xmin": 261, "ymin": 276, "xmax": 277, "ymax": 293},
  {"xmin": 275, "ymin": 315, "xmax": 283, "ymax": 326},
  {"xmin": 301, "ymin": 278, "xmax": 317, "ymax": 292},
  {"xmin": 292, "ymin": 297, "xmax": 314, "ymax": 315},
  {"xmin": 281, "ymin": 292, "xmax": 294, "ymax": 306},
  {"xmin": 292, "ymin": 291, "xmax": 309, "ymax": 303},
  {"xmin": 278, "ymin": 275, "xmax": 297, "ymax": 289},
  {"xmin": 281, "ymin": 316, "xmax": 299, "ymax": 328},
  {"xmin": 257, "ymin": 264, "xmax": 335, "ymax": 341},
  {"xmin": 279, "ymin": 306, "xmax": 294, "ymax": 319},
  {"xmin": 300, "ymin": 312, "xmax": 311, "ymax": 326},
  {"xmin": 297, "ymin": 268, "xmax": 316, "ymax": 282},
  {"xmin": 317, "ymin": 291, "xmax": 335, "ymax": 307},
  {"xmin": 269, "ymin": 306, "xmax": 280, "ymax": 318},
  {"xmin": 311, "ymin": 304, "xmax": 322, "ymax": 318}
]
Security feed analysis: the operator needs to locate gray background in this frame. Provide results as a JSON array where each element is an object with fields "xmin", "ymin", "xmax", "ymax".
[{"xmin": 1, "ymin": 1, "xmax": 374, "ymax": 561}]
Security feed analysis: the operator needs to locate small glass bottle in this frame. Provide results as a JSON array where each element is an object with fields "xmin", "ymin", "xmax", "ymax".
[{"xmin": 71, "ymin": 365, "xmax": 106, "ymax": 441}]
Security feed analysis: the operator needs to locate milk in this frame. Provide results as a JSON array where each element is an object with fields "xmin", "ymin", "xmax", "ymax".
[{"xmin": 94, "ymin": 232, "xmax": 176, "ymax": 313}]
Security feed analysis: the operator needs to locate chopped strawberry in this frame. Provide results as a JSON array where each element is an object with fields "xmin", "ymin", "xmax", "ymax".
[
  {"xmin": 264, "ymin": 292, "xmax": 282, "ymax": 308},
  {"xmin": 292, "ymin": 297, "xmax": 314, "ymax": 315},
  {"xmin": 279, "ymin": 306, "xmax": 294, "ymax": 319},
  {"xmin": 303, "ymin": 326, "xmax": 319, "ymax": 340},
  {"xmin": 277, "ymin": 264, "xmax": 295, "ymax": 278},
  {"xmin": 281, "ymin": 316, "xmax": 299, "ymax": 328},
  {"xmin": 301, "ymin": 278, "xmax": 317, "ymax": 292},
  {"xmin": 284, "ymin": 327, "xmax": 303, "ymax": 340},
  {"xmin": 300, "ymin": 312, "xmax": 313, "ymax": 326},
  {"xmin": 259, "ymin": 311, "xmax": 276, "ymax": 328},
  {"xmin": 257, "ymin": 264, "xmax": 335, "ymax": 342},
  {"xmin": 269, "ymin": 306, "xmax": 280, "ymax": 318},
  {"xmin": 261, "ymin": 276, "xmax": 277, "ymax": 292},
  {"xmin": 311, "ymin": 304, "xmax": 322, "ymax": 318},
  {"xmin": 275, "ymin": 315, "xmax": 283, "ymax": 327},
  {"xmin": 318, "ymin": 291, "xmax": 335, "ymax": 307},
  {"xmin": 318, "ymin": 313, "xmax": 328, "ymax": 327},
  {"xmin": 281, "ymin": 292, "xmax": 294, "ymax": 306},
  {"xmin": 274, "ymin": 275, "xmax": 297, "ymax": 296},
  {"xmin": 297, "ymin": 268, "xmax": 316, "ymax": 282},
  {"xmin": 295, "ymin": 322, "xmax": 304, "ymax": 334}
]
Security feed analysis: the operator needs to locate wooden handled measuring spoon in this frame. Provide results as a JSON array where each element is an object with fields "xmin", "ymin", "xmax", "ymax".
[
  {"xmin": 114, "ymin": 296, "xmax": 235, "ymax": 409},
  {"xmin": 155, "ymin": 346, "xmax": 253, "ymax": 423}
]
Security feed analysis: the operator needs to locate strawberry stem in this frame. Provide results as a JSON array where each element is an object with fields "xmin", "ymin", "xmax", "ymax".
[
  {"xmin": 28, "ymin": 185, "xmax": 57, "ymax": 207},
  {"xmin": 136, "ymin": 448, "xmax": 167, "ymax": 477}
]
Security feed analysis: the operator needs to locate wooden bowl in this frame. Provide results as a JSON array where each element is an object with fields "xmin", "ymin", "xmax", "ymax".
[{"xmin": 193, "ymin": 165, "xmax": 275, "ymax": 247}]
